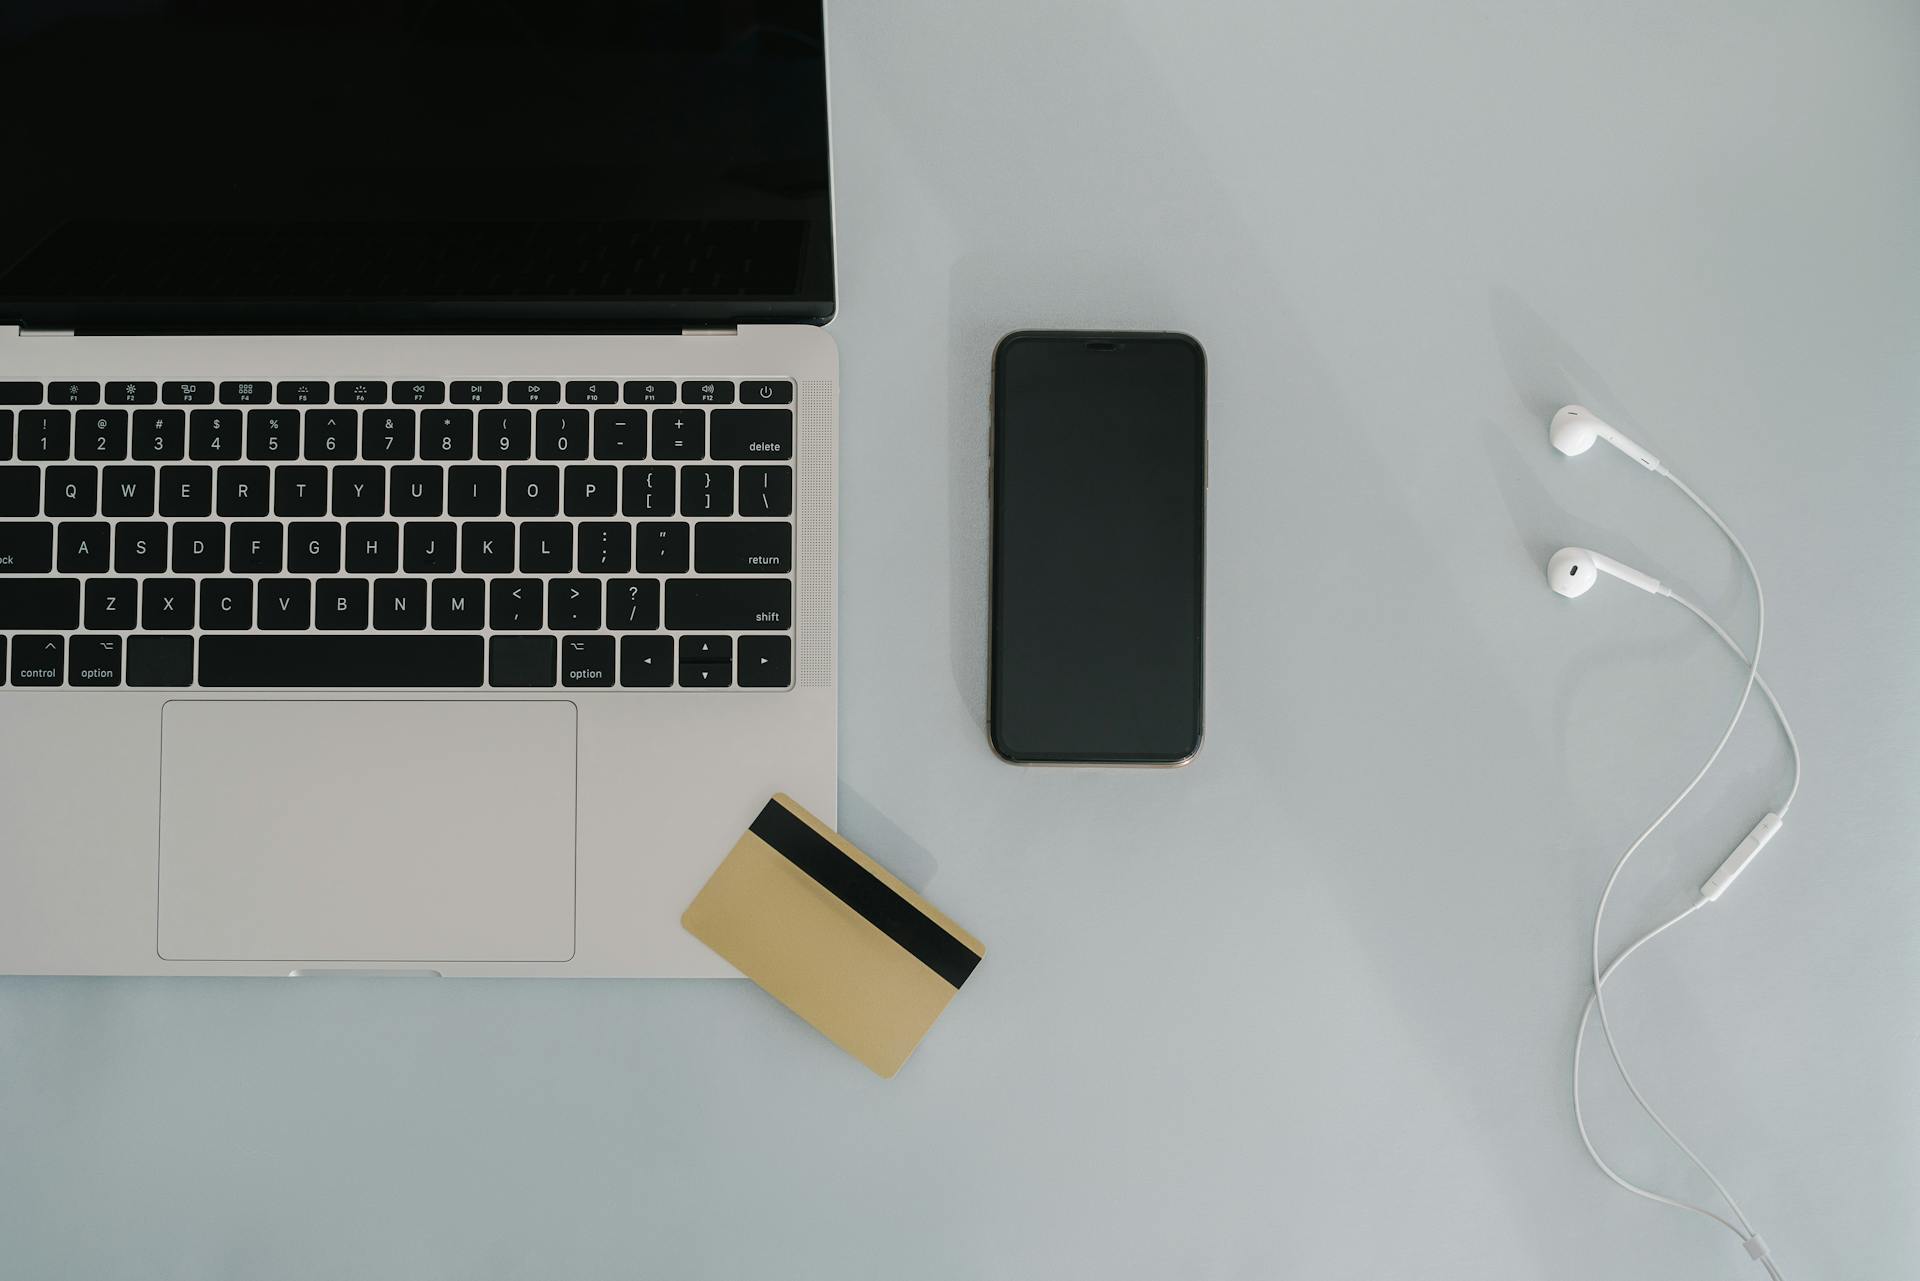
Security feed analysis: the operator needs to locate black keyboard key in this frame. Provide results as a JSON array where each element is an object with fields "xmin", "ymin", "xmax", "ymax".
[
  {"xmin": 47, "ymin": 381, "xmax": 100, "ymax": 406},
  {"xmin": 561, "ymin": 635, "xmax": 615, "ymax": 687},
  {"xmin": 506, "ymin": 464, "xmax": 559, "ymax": 516},
  {"xmin": 740, "ymin": 380, "xmax": 794, "ymax": 405},
  {"xmin": 564, "ymin": 464, "xmax": 617, "ymax": 516},
  {"xmin": 73, "ymin": 409, "xmax": 129, "ymax": 460},
  {"xmin": 578, "ymin": 522, "xmax": 632, "ymax": 574},
  {"xmin": 623, "ymin": 380, "xmax": 674, "ymax": 405},
  {"xmin": 478, "ymin": 409, "xmax": 532, "ymax": 460},
  {"xmin": 635, "ymin": 521, "xmax": 690, "ymax": 573},
  {"xmin": 331, "ymin": 465, "xmax": 386, "ymax": 516},
  {"xmin": 113, "ymin": 522, "xmax": 168, "ymax": 573},
  {"xmin": 11, "ymin": 635, "xmax": 63, "ymax": 686},
  {"xmin": 335, "ymin": 380, "xmax": 387, "ymax": 405},
  {"xmin": 18, "ymin": 410, "xmax": 70, "ymax": 460},
  {"xmin": 0, "ymin": 409, "xmax": 10, "ymax": 460},
  {"xmin": 593, "ymin": 409, "xmax": 649, "ymax": 460},
  {"xmin": 391, "ymin": 465, "xmax": 444, "ymax": 516},
  {"xmin": 57, "ymin": 521, "xmax": 110, "ymax": 572},
  {"xmin": 216, "ymin": 465, "xmax": 271, "ymax": 517},
  {"xmin": 518, "ymin": 522, "xmax": 574, "ymax": 573},
  {"xmin": 128, "ymin": 635, "xmax": 193, "ymax": 686},
  {"xmin": 303, "ymin": 409, "xmax": 357, "ymax": 459},
  {"xmin": 0, "ymin": 382, "xmax": 42, "ymax": 405},
  {"xmin": 666, "ymin": 578, "xmax": 793, "ymax": 630},
  {"xmin": 650, "ymin": 408, "xmax": 705, "ymax": 460},
  {"xmin": 679, "ymin": 661, "xmax": 731, "ymax": 688},
  {"xmin": 230, "ymin": 522, "xmax": 284, "ymax": 573},
  {"xmin": 547, "ymin": 579, "xmax": 600, "ymax": 630},
  {"xmin": 199, "ymin": 635, "xmax": 485, "ymax": 688},
  {"xmin": 566, "ymin": 380, "xmax": 619, "ymax": 405},
  {"xmin": 431, "ymin": 579, "xmax": 485, "ymax": 630},
  {"xmin": 345, "ymin": 521, "xmax": 398, "ymax": 573},
  {"xmin": 199, "ymin": 579, "xmax": 253, "ymax": 631},
  {"xmin": 159, "ymin": 464, "xmax": 213, "ymax": 517},
  {"xmin": 316, "ymin": 579, "xmax": 370, "ymax": 630},
  {"xmin": 460, "ymin": 522, "xmax": 514, "ymax": 574},
  {"xmin": 420, "ymin": 409, "xmax": 474, "ymax": 459},
  {"xmin": 361, "ymin": 408, "xmax": 416, "ymax": 460},
  {"xmin": 373, "ymin": 578, "xmax": 428, "ymax": 630},
  {"xmin": 620, "ymin": 635, "xmax": 673, "ymax": 686},
  {"xmin": 275, "ymin": 466, "xmax": 329, "ymax": 516},
  {"xmin": 171, "ymin": 522, "xmax": 225, "ymax": 573},
  {"xmin": 45, "ymin": 466, "xmax": 98, "ymax": 516},
  {"xmin": 0, "ymin": 520, "xmax": 53, "ymax": 571},
  {"xmin": 69, "ymin": 635, "xmax": 123, "ymax": 687},
  {"xmin": 535, "ymin": 409, "xmax": 589, "ymax": 459},
  {"xmin": 395, "ymin": 380, "xmax": 446, "ymax": 405},
  {"xmin": 0, "ymin": 578, "xmax": 77, "ymax": 628},
  {"xmin": 107, "ymin": 381, "xmax": 159, "ymax": 405},
  {"xmin": 402, "ymin": 521, "xmax": 456, "ymax": 574},
  {"xmin": 246, "ymin": 408, "xmax": 300, "ymax": 459},
  {"xmin": 740, "ymin": 465, "xmax": 794, "ymax": 517},
  {"xmin": 218, "ymin": 380, "xmax": 272, "ymax": 405},
  {"xmin": 132, "ymin": 409, "xmax": 186, "ymax": 460},
  {"xmin": 101, "ymin": 465, "xmax": 154, "ymax": 517},
  {"xmin": 188, "ymin": 409, "xmax": 243, "ymax": 459},
  {"xmin": 452, "ymin": 380, "xmax": 503, "ymax": 405},
  {"xmin": 738, "ymin": 635, "xmax": 793, "ymax": 688},
  {"xmin": 696, "ymin": 521, "xmax": 792, "ymax": 574},
  {"xmin": 447, "ymin": 464, "xmax": 502, "ymax": 516},
  {"xmin": 277, "ymin": 380, "xmax": 329, "ymax": 405},
  {"xmin": 681, "ymin": 464, "xmax": 733, "ymax": 516},
  {"xmin": 288, "ymin": 522, "xmax": 342, "ymax": 573},
  {"xmin": 711, "ymin": 408, "xmax": 794, "ymax": 461},
  {"xmin": 489, "ymin": 579, "xmax": 542, "ymax": 630},
  {"xmin": 508, "ymin": 381, "xmax": 561, "ymax": 405},
  {"xmin": 680, "ymin": 635, "xmax": 732, "ymax": 664},
  {"xmin": 140, "ymin": 578, "xmax": 196, "ymax": 630},
  {"xmin": 606, "ymin": 579, "xmax": 659, "ymax": 630},
  {"xmin": 681, "ymin": 379, "xmax": 735, "ymax": 405},
  {"xmin": 0, "ymin": 465, "xmax": 37, "ymax": 516},
  {"xmin": 622, "ymin": 464, "xmax": 675, "ymax": 516},
  {"xmin": 490, "ymin": 635, "xmax": 556, "ymax": 687},
  {"xmin": 257, "ymin": 579, "xmax": 312, "ymax": 630},
  {"xmin": 162, "ymin": 381, "xmax": 214, "ymax": 405},
  {"xmin": 84, "ymin": 578, "xmax": 137, "ymax": 631}
]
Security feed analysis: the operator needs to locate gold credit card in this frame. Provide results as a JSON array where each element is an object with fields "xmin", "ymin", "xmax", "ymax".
[{"xmin": 683, "ymin": 793, "xmax": 984, "ymax": 1078}]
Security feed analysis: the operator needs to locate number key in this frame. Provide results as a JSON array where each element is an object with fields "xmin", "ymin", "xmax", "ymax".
[{"xmin": 303, "ymin": 409, "xmax": 358, "ymax": 460}]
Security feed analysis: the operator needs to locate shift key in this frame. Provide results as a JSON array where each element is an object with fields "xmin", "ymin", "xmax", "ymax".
[
  {"xmin": 0, "ymin": 579, "xmax": 80, "ymax": 630},
  {"xmin": 665, "ymin": 578, "xmax": 792, "ymax": 630}
]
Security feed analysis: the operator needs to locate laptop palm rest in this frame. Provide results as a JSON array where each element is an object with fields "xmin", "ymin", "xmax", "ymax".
[{"xmin": 158, "ymin": 700, "xmax": 577, "ymax": 964}]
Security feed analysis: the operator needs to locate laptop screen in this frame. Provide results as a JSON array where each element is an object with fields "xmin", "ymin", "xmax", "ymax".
[{"xmin": 0, "ymin": 1, "xmax": 833, "ymax": 331}]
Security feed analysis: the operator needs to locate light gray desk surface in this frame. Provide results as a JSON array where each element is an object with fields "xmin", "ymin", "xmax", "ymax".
[{"xmin": 3, "ymin": 3, "xmax": 1915, "ymax": 1277}]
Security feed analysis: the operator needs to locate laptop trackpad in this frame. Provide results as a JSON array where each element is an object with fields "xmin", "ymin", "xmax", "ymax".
[{"xmin": 158, "ymin": 701, "xmax": 577, "ymax": 963}]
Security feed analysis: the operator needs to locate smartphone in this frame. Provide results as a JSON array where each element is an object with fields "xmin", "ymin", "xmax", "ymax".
[{"xmin": 989, "ymin": 330, "xmax": 1206, "ymax": 765}]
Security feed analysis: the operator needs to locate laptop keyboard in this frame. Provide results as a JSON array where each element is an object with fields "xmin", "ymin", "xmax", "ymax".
[{"xmin": 0, "ymin": 377, "xmax": 798, "ymax": 690}]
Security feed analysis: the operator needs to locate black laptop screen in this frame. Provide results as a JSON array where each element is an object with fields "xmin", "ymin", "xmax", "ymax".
[{"xmin": 0, "ymin": 1, "xmax": 834, "ymax": 330}]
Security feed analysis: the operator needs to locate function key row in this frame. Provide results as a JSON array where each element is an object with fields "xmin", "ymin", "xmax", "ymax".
[
  {"xmin": 0, "ymin": 632, "xmax": 791, "ymax": 690},
  {"xmin": 0, "ymin": 407, "xmax": 791, "ymax": 464},
  {"xmin": 0, "ymin": 380, "xmax": 792, "ymax": 407}
]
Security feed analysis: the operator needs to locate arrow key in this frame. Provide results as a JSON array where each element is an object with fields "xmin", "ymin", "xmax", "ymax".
[
  {"xmin": 619, "ymin": 635, "xmax": 672, "ymax": 688},
  {"xmin": 738, "ymin": 635, "xmax": 792, "ymax": 689}
]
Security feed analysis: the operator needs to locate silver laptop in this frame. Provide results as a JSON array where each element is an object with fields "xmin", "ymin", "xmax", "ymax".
[{"xmin": 0, "ymin": 3, "xmax": 837, "ymax": 976}]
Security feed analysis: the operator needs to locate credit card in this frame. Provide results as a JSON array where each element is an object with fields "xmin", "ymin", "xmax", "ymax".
[{"xmin": 683, "ymin": 793, "xmax": 984, "ymax": 1077}]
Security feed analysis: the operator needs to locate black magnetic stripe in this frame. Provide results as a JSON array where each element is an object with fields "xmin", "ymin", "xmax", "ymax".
[{"xmin": 750, "ymin": 799, "xmax": 981, "ymax": 989}]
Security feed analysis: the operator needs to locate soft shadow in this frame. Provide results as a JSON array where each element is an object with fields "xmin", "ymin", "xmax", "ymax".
[{"xmin": 836, "ymin": 783, "xmax": 942, "ymax": 892}]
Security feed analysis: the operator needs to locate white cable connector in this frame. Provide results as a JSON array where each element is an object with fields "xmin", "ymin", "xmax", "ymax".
[{"xmin": 1702, "ymin": 814, "xmax": 1784, "ymax": 902}]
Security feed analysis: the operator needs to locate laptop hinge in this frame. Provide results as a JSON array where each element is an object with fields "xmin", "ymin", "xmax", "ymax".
[
  {"xmin": 14, "ymin": 326, "xmax": 74, "ymax": 337},
  {"xmin": 682, "ymin": 326, "xmax": 739, "ymax": 336}
]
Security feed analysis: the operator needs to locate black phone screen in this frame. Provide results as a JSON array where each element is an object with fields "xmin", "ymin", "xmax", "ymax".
[{"xmin": 989, "ymin": 331, "xmax": 1205, "ymax": 763}]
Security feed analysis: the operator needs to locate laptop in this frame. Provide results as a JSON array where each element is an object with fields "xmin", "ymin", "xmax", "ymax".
[{"xmin": 0, "ymin": 2, "xmax": 838, "ymax": 977}]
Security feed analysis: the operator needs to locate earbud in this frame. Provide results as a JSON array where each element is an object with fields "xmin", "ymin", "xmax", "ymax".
[
  {"xmin": 1547, "ymin": 546, "xmax": 1667, "ymax": 598},
  {"xmin": 1550, "ymin": 405, "xmax": 1662, "ymax": 472}
]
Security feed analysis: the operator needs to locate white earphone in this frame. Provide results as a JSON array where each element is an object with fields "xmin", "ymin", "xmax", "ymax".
[{"xmin": 1545, "ymin": 405, "xmax": 1801, "ymax": 1278}]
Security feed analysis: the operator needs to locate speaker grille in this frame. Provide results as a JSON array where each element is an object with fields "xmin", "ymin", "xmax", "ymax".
[{"xmin": 797, "ymin": 379, "xmax": 836, "ymax": 688}]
